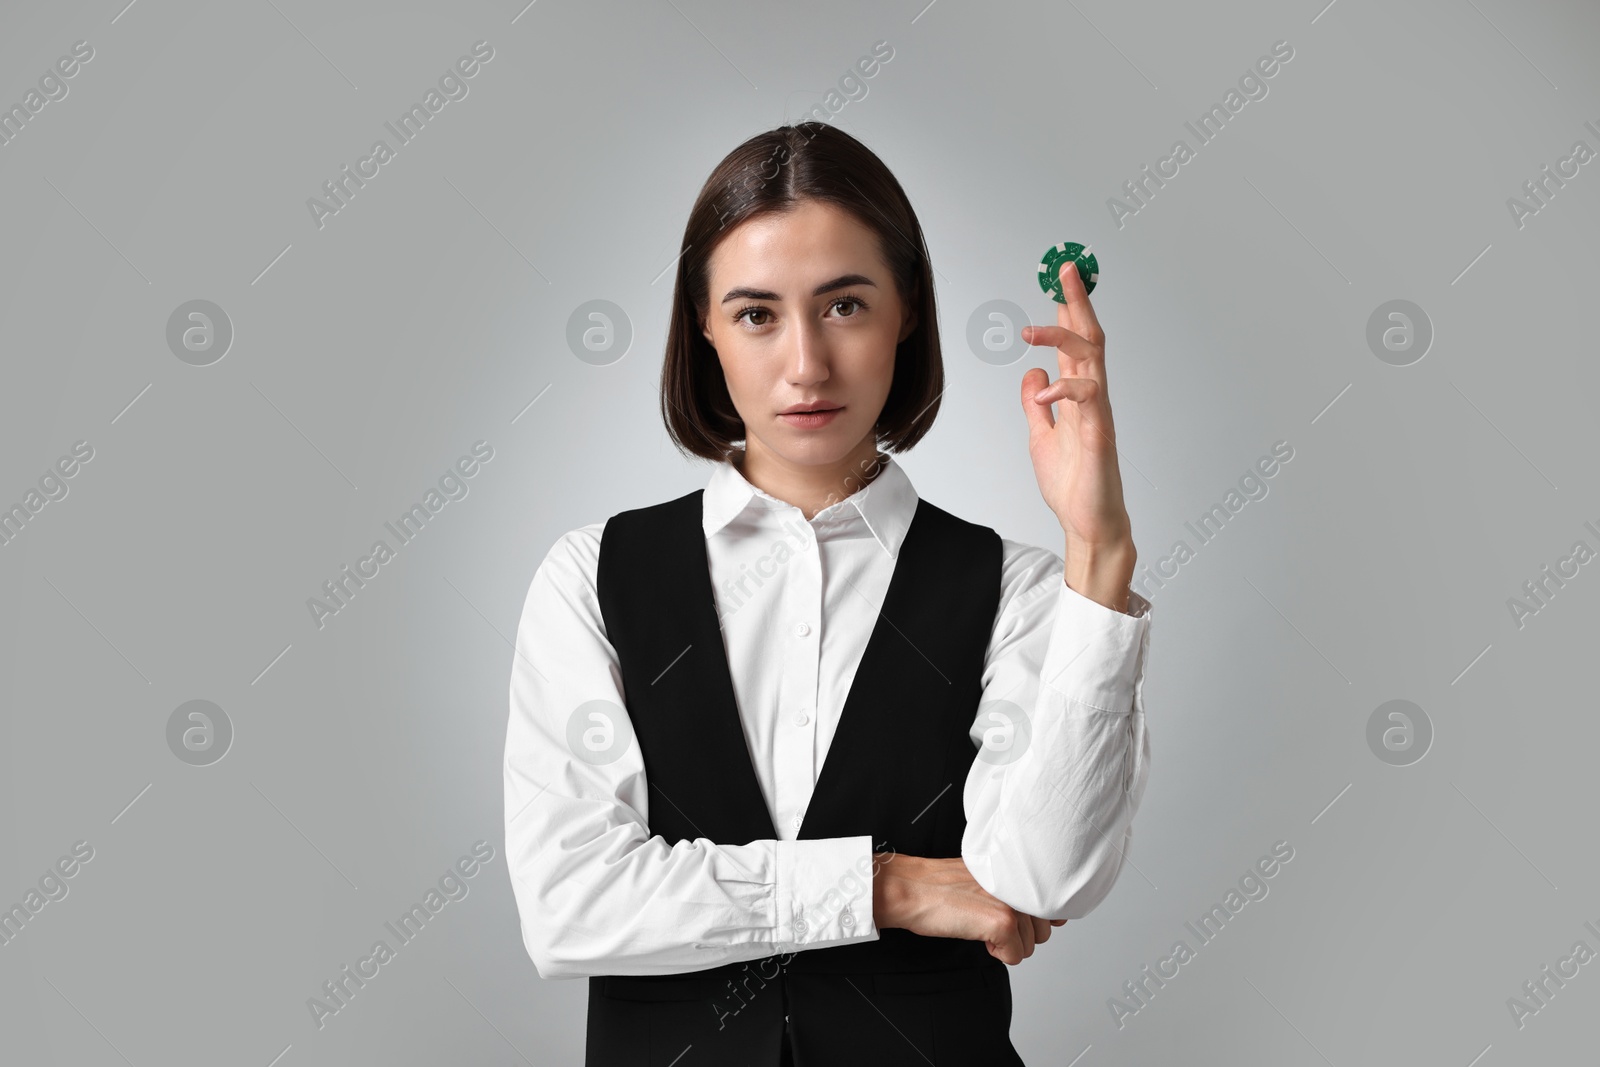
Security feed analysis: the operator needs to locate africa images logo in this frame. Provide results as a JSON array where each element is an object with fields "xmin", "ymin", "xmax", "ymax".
[
  {"xmin": 1107, "ymin": 39, "xmax": 1295, "ymax": 229},
  {"xmin": 305, "ymin": 441, "xmax": 494, "ymax": 630},
  {"xmin": 1107, "ymin": 840, "xmax": 1296, "ymax": 1029},
  {"xmin": 306, "ymin": 841, "xmax": 495, "ymax": 1030},
  {"xmin": 305, "ymin": 40, "xmax": 495, "ymax": 230}
]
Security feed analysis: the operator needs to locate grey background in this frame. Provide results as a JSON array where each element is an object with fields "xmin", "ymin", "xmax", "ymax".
[{"xmin": 2, "ymin": 0, "xmax": 1597, "ymax": 1063}]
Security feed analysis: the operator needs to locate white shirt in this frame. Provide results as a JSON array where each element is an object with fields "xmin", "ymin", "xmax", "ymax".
[{"xmin": 504, "ymin": 454, "xmax": 1153, "ymax": 980}]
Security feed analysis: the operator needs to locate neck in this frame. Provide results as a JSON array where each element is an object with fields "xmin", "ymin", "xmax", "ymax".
[{"xmin": 736, "ymin": 437, "xmax": 887, "ymax": 520}]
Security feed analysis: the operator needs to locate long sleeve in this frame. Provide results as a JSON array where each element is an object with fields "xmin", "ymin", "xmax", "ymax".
[
  {"xmin": 503, "ymin": 525, "xmax": 877, "ymax": 981},
  {"xmin": 960, "ymin": 541, "xmax": 1152, "ymax": 920}
]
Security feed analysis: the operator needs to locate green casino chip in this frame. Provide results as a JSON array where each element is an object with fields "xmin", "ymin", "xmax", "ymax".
[{"xmin": 1038, "ymin": 242, "xmax": 1098, "ymax": 301}]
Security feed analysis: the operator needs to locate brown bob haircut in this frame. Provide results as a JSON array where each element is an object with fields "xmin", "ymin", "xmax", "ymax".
[{"xmin": 659, "ymin": 121, "xmax": 943, "ymax": 462}]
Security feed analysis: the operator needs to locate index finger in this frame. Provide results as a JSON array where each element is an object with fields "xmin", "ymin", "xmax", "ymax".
[{"xmin": 1057, "ymin": 256, "xmax": 1104, "ymax": 347}]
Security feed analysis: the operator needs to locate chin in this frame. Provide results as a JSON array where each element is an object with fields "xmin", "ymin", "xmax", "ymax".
[{"xmin": 764, "ymin": 429, "xmax": 858, "ymax": 465}]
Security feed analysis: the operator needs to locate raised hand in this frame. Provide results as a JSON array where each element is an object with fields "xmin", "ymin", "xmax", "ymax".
[{"xmin": 1020, "ymin": 259, "xmax": 1137, "ymax": 610}]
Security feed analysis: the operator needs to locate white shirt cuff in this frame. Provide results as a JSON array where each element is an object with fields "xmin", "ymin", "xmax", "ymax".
[
  {"xmin": 1043, "ymin": 580, "xmax": 1152, "ymax": 712},
  {"xmin": 774, "ymin": 835, "xmax": 878, "ymax": 948}
]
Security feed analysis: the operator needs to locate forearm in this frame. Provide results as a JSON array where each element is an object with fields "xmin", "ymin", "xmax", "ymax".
[
  {"xmin": 963, "ymin": 702, "xmax": 1149, "ymax": 919},
  {"xmin": 962, "ymin": 566, "xmax": 1153, "ymax": 919},
  {"xmin": 507, "ymin": 822, "xmax": 879, "ymax": 978},
  {"xmin": 504, "ymin": 742, "xmax": 880, "ymax": 980}
]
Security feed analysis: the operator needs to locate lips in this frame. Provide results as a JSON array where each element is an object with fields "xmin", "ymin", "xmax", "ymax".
[
  {"xmin": 777, "ymin": 405, "xmax": 843, "ymax": 429},
  {"xmin": 780, "ymin": 404, "xmax": 842, "ymax": 415}
]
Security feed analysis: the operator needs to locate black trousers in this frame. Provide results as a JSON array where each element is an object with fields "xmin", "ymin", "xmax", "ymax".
[{"xmin": 586, "ymin": 962, "xmax": 1026, "ymax": 1065}]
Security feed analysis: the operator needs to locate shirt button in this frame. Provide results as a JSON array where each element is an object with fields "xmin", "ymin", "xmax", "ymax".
[
  {"xmin": 842, "ymin": 909, "xmax": 855, "ymax": 929},
  {"xmin": 794, "ymin": 622, "xmax": 811, "ymax": 637},
  {"xmin": 794, "ymin": 709, "xmax": 810, "ymax": 726},
  {"xmin": 792, "ymin": 812, "xmax": 804, "ymax": 829},
  {"xmin": 794, "ymin": 918, "xmax": 808, "ymax": 936}
]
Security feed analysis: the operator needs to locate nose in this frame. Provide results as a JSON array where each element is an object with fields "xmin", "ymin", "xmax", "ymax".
[{"xmin": 785, "ymin": 317, "xmax": 830, "ymax": 388}]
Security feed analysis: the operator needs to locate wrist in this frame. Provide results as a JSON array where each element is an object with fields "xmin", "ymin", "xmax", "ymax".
[
  {"xmin": 872, "ymin": 853, "xmax": 914, "ymax": 930},
  {"xmin": 1063, "ymin": 537, "xmax": 1137, "ymax": 613}
]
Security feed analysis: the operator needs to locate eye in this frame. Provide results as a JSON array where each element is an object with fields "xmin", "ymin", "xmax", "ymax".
[
  {"xmin": 830, "ymin": 295, "xmax": 869, "ymax": 317},
  {"xmin": 734, "ymin": 304, "xmax": 771, "ymax": 327}
]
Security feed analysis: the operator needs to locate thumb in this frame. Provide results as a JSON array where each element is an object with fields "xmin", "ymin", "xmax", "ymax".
[{"xmin": 1020, "ymin": 367, "xmax": 1056, "ymax": 436}]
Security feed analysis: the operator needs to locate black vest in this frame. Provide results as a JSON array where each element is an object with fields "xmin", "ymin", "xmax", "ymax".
[{"xmin": 588, "ymin": 487, "xmax": 1008, "ymax": 1057}]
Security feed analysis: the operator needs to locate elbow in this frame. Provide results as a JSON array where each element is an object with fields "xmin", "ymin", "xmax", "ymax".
[
  {"xmin": 1029, "ymin": 856, "xmax": 1124, "ymax": 921},
  {"xmin": 1047, "ymin": 868, "xmax": 1119, "ymax": 921},
  {"xmin": 1048, "ymin": 831, "xmax": 1134, "ymax": 919},
  {"xmin": 975, "ymin": 832, "xmax": 1133, "ymax": 921},
  {"xmin": 509, "ymin": 870, "xmax": 605, "ymax": 981},
  {"xmin": 519, "ymin": 922, "xmax": 599, "ymax": 981},
  {"xmin": 527, "ymin": 954, "xmax": 585, "ymax": 982}
]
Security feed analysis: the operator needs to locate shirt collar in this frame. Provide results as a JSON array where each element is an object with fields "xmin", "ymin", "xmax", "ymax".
[{"xmin": 702, "ymin": 452, "xmax": 918, "ymax": 560}]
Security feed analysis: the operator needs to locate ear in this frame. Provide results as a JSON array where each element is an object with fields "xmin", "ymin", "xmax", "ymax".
[
  {"xmin": 897, "ymin": 304, "xmax": 918, "ymax": 344},
  {"xmin": 700, "ymin": 312, "xmax": 715, "ymax": 347}
]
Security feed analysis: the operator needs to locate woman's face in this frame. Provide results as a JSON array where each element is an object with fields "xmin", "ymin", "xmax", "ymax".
[{"xmin": 700, "ymin": 199, "xmax": 917, "ymax": 470}]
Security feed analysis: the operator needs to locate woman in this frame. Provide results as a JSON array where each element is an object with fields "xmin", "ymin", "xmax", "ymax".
[{"xmin": 504, "ymin": 122, "xmax": 1153, "ymax": 1066}]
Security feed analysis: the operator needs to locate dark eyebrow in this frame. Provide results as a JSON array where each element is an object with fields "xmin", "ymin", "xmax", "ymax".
[{"xmin": 719, "ymin": 273, "xmax": 878, "ymax": 305}]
